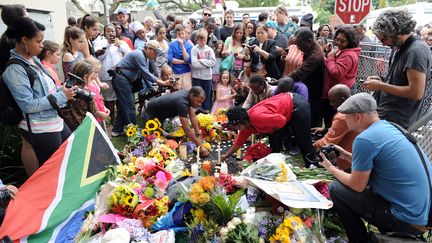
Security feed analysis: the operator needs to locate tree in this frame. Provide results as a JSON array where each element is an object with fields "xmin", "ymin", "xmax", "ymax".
[
  {"xmin": 237, "ymin": 0, "xmax": 280, "ymax": 8},
  {"xmin": 311, "ymin": 0, "xmax": 334, "ymax": 24}
]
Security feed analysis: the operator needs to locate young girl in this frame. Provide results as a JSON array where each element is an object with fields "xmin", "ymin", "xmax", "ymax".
[
  {"xmin": 61, "ymin": 60, "xmax": 109, "ymax": 131},
  {"xmin": 62, "ymin": 26, "xmax": 86, "ymax": 81},
  {"xmin": 38, "ymin": 40, "xmax": 62, "ymax": 86},
  {"xmin": 79, "ymin": 14, "xmax": 100, "ymax": 57},
  {"xmin": 85, "ymin": 58, "xmax": 110, "ymax": 130},
  {"xmin": 212, "ymin": 40, "xmax": 224, "ymax": 90},
  {"xmin": 211, "ymin": 70, "xmax": 236, "ymax": 114}
]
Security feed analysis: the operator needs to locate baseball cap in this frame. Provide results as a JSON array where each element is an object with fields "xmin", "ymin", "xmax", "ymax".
[
  {"xmin": 116, "ymin": 8, "xmax": 129, "ymax": 15},
  {"xmin": 337, "ymin": 93, "xmax": 377, "ymax": 114},
  {"xmin": 265, "ymin": 20, "xmax": 278, "ymax": 29},
  {"xmin": 145, "ymin": 40, "xmax": 163, "ymax": 54}
]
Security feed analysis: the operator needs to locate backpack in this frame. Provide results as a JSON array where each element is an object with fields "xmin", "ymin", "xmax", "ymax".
[{"xmin": 0, "ymin": 58, "xmax": 36, "ymax": 126}]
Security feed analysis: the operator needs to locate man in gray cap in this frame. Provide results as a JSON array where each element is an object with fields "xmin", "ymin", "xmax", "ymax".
[
  {"xmin": 116, "ymin": 8, "xmax": 134, "ymax": 40},
  {"xmin": 319, "ymin": 93, "xmax": 431, "ymax": 242}
]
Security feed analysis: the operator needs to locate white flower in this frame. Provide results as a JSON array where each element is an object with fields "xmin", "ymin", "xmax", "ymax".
[
  {"xmin": 227, "ymin": 222, "xmax": 236, "ymax": 231},
  {"xmin": 220, "ymin": 227, "xmax": 229, "ymax": 237},
  {"xmin": 231, "ymin": 217, "xmax": 241, "ymax": 226}
]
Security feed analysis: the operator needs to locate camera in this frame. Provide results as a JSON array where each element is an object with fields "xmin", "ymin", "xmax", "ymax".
[
  {"xmin": 66, "ymin": 73, "xmax": 95, "ymax": 102},
  {"xmin": 169, "ymin": 77, "xmax": 180, "ymax": 83},
  {"xmin": 305, "ymin": 144, "xmax": 340, "ymax": 165},
  {"xmin": 0, "ymin": 190, "xmax": 11, "ymax": 209}
]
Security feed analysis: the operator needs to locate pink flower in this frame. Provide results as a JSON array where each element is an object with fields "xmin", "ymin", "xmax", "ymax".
[{"xmin": 154, "ymin": 171, "xmax": 168, "ymax": 190}]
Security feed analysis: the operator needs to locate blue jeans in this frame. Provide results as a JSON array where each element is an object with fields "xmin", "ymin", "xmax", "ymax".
[
  {"xmin": 192, "ymin": 78, "xmax": 212, "ymax": 111},
  {"xmin": 112, "ymin": 74, "xmax": 136, "ymax": 133}
]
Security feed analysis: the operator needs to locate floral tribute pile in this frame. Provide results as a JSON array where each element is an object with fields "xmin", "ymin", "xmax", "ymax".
[{"xmin": 75, "ymin": 116, "xmax": 338, "ymax": 242}]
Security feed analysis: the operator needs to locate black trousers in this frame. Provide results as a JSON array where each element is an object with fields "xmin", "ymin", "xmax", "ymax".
[
  {"xmin": 268, "ymin": 94, "xmax": 314, "ymax": 163},
  {"xmin": 21, "ymin": 123, "xmax": 71, "ymax": 166},
  {"xmin": 329, "ymin": 180, "xmax": 424, "ymax": 243}
]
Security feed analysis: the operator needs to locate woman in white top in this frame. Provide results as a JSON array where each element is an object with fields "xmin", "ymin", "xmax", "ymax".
[{"xmin": 153, "ymin": 24, "xmax": 169, "ymax": 76}]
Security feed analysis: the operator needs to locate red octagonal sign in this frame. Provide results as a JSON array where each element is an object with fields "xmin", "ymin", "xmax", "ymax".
[{"xmin": 335, "ymin": 0, "xmax": 371, "ymax": 25}]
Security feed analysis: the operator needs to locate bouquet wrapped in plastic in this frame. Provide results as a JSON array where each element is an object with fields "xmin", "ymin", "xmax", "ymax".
[{"xmin": 240, "ymin": 153, "xmax": 296, "ymax": 182}]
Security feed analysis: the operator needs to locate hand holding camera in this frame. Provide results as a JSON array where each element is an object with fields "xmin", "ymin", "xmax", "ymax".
[
  {"xmin": 363, "ymin": 76, "xmax": 383, "ymax": 91},
  {"xmin": 65, "ymin": 73, "xmax": 95, "ymax": 101}
]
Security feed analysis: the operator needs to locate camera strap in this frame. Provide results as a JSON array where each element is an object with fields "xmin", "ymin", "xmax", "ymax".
[{"xmin": 390, "ymin": 121, "xmax": 432, "ymax": 227}]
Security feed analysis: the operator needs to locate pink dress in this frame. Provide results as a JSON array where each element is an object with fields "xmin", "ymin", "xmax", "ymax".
[
  {"xmin": 86, "ymin": 80, "xmax": 106, "ymax": 122},
  {"xmin": 211, "ymin": 84, "xmax": 234, "ymax": 114}
]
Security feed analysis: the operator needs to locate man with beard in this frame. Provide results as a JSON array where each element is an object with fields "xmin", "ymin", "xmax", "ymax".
[{"xmin": 363, "ymin": 9, "xmax": 431, "ymax": 129}]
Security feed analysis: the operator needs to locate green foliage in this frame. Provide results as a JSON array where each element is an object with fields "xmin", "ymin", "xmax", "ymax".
[
  {"xmin": 311, "ymin": 0, "xmax": 334, "ymax": 25},
  {"xmin": 0, "ymin": 125, "xmax": 26, "ymax": 186},
  {"xmin": 237, "ymin": 0, "xmax": 281, "ymax": 8},
  {"xmin": 206, "ymin": 189, "xmax": 244, "ymax": 225},
  {"xmin": 226, "ymin": 222, "xmax": 260, "ymax": 243}
]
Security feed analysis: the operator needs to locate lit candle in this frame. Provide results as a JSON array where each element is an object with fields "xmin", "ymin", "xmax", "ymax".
[
  {"xmin": 196, "ymin": 146, "xmax": 200, "ymax": 164},
  {"xmin": 191, "ymin": 163, "xmax": 199, "ymax": 177},
  {"xmin": 217, "ymin": 142, "xmax": 221, "ymax": 164},
  {"xmin": 220, "ymin": 162, "xmax": 228, "ymax": 174},
  {"xmin": 202, "ymin": 160, "xmax": 211, "ymax": 175},
  {"xmin": 236, "ymin": 147, "xmax": 242, "ymax": 160},
  {"xmin": 179, "ymin": 144, "xmax": 187, "ymax": 160}
]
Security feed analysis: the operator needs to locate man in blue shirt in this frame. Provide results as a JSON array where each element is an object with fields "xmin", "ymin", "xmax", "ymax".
[
  {"xmin": 111, "ymin": 40, "xmax": 172, "ymax": 136},
  {"xmin": 167, "ymin": 24, "xmax": 193, "ymax": 90},
  {"xmin": 319, "ymin": 93, "xmax": 431, "ymax": 242}
]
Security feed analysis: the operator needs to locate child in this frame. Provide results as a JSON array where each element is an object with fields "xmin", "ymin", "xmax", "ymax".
[
  {"xmin": 234, "ymin": 61, "xmax": 251, "ymax": 106},
  {"xmin": 86, "ymin": 58, "xmax": 111, "ymax": 130},
  {"xmin": 61, "ymin": 60, "xmax": 109, "ymax": 131},
  {"xmin": 160, "ymin": 64, "xmax": 181, "ymax": 91},
  {"xmin": 211, "ymin": 70, "xmax": 236, "ymax": 114},
  {"xmin": 191, "ymin": 29, "xmax": 216, "ymax": 111},
  {"xmin": 38, "ymin": 40, "xmax": 62, "ymax": 86},
  {"xmin": 212, "ymin": 40, "xmax": 224, "ymax": 90},
  {"xmin": 62, "ymin": 26, "xmax": 86, "ymax": 81},
  {"xmin": 167, "ymin": 24, "xmax": 193, "ymax": 90}
]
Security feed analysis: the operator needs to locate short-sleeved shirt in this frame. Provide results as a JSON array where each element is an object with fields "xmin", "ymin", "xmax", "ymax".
[
  {"xmin": 377, "ymin": 38, "xmax": 431, "ymax": 129},
  {"xmin": 145, "ymin": 90, "xmax": 190, "ymax": 120},
  {"xmin": 352, "ymin": 120, "xmax": 431, "ymax": 225}
]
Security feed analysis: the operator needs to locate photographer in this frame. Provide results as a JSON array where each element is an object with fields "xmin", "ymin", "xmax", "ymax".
[
  {"xmin": 2, "ymin": 17, "xmax": 75, "ymax": 166},
  {"xmin": 111, "ymin": 40, "xmax": 172, "ymax": 137},
  {"xmin": 320, "ymin": 93, "xmax": 431, "ymax": 242},
  {"xmin": 243, "ymin": 25, "xmax": 281, "ymax": 79}
]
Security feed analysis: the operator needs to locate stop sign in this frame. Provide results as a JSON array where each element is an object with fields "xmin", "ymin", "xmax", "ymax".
[{"xmin": 335, "ymin": 0, "xmax": 371, "ymax": 24}]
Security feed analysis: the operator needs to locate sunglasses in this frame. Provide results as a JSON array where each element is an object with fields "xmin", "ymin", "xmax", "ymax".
[{"xmin": 203, "ymin": 13, "xmax": 212, "ymax": 17}]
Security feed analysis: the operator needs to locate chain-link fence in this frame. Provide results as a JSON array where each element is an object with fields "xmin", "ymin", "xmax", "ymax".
[{"xmin": 355, "ymin": 43, "xmax": 432, "ymax": 160}]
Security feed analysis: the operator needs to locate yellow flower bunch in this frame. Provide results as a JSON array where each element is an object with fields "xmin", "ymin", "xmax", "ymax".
[
  {"xmin": 153, "ymin": 196, "xmax": 170, "ymax": 215},
  {"xmin": 198, "ymin": 176, "xmax": 216, "ymax": 192},
  {"xmin": 171, "ymin": 127, "xmax": 185, "ymax": 137},
  {"xmin": 276, "ymin": 161, "xmax": 288, "ymax": 182},
  {"xmin": 126, "ymin": 125, "xmax": 137, "ymax": 137},
  {"xmin": 269, "ymin": 216, "xmax": 303, "ymax": 243},
  {"xmin": 197, "ymin": 113, "xmax": 215, "ymax": 129},
  {"xmin": 191, "ymin": 208, "xmax": 207, "ymax": 224},
  {"xmin": 117, "ymin": 162, "xmax": 136, "ymax": 178},
  {"xmin": 189, "ymin": 183, "xmax": 211, "ymax": 205},
  {"xmin": 110, "ymin": 185, "xmax": 138, "ymax": 210}
]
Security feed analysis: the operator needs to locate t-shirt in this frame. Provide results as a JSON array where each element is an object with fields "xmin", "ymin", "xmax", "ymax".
[
  {"xmin": 145, "ymin": 89, "xmax": 190, "ymax": 120},
  {"xmin": 352, "ymin": 120, "xmax": 431, "ymax": 225},
  {"xmin": 220, "ymin": 25, "xmax": 235, "ymax": 42},
  {"xmin": 377, "ymin": 38, "xmax": 431, "ymax": 129}
]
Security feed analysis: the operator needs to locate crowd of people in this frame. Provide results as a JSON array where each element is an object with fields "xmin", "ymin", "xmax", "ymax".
[{"xmin": 0, "ymin": 3, "xmax": 432, "ymax": 241}]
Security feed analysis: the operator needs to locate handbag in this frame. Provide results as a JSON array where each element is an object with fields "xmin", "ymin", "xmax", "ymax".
[{"xmin": 220, "ymin": 54, "xmax": 234, "ymax": 72}]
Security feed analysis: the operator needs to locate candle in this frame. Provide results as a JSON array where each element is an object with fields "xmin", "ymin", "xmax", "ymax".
[
  {"xmin": 217, "ymin": 142, "xmax": 221, "ymax": 164},
  {"xmin": 202, "ymin": 160, "xmax": 211, "ymax": 175},
  {"xmin": 251, "ymin": 134, "xmax": 255, "ymax": 145},
  {"xmin": 191, "ymin": 163, "xmax": 199, "ymax": 177},
  {"xmin": 196, "ymin": 146, "xmax": 200, "ymax": 164},
  {"xmin": 220, "ymin": 162, "xmax": 228, "ymax": 174},
  {"xmin": 179, "ymin": 144, "xmax": 187, "ymax": 160}
]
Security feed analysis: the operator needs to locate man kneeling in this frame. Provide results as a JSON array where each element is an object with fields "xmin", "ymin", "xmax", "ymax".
[{"xmin": 320, "ymin": 93, "xmax": 431, "ymax": 242}]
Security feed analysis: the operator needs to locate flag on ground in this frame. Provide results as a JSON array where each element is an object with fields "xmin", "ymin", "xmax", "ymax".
[{"xmin": 0, "ymin": 113, "xmax": 120, "ymax": 242}]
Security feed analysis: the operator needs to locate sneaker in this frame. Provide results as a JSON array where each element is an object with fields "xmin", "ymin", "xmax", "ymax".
[
  {"xmin": 288, "ymin": 145, "xmax": 300, "ymax": 155},
  {"xmin": 111, "ymin": 131, "xmax": 125, "ymax": 137}
]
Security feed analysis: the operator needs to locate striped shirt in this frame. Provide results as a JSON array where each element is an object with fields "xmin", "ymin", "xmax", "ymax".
[{"xmin": 284, "ymin": 45, "xmax": 303, "ymax": 76}]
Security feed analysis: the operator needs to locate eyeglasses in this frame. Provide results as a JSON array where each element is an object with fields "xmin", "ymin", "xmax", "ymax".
[{"xmin": 203, "ymin": 13, "xmax": 212, "ymax": 17}]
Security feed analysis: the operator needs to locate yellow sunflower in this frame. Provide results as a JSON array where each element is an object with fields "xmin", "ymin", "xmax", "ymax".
[
  {"xmin": 154, "ymin": 117, "xmax": 162, "ymax": 127},
  {"xmin": 154, "ymin": 153, "xmax": 163, "ymax": 162},
  {"xmin": 153, "ymin": 131, "xmax": 161, "ymax": 139},
  {"xmin": 142, "ymin": 129, "xmax": 150, "ymax": 136},
  {"xmin": 126, "ymin": 127, "xmax": 135, "ymax": 137},
  {"xmin": 145, "ymin": 120, "xmax": 159, "ymax": 131}
]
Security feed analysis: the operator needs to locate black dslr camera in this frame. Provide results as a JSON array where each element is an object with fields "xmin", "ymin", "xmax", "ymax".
[
  {"xmin": 66, "ymin": 73, "xmax": 95, "ymax": 102},
  {"xmin": 306, "ymin": 144, "xmax": 340, "ymax": 165},
  {"xmin": 0, "ymin": 190, "xmax": 11, "ymax": 209}
]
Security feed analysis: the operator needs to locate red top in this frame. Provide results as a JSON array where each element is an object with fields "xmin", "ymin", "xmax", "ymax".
[
  {"xmin": 122, "ymin": 37, "xmax": 135, "ymax": 50},
  {"xmin": 234, "ymin": 93, "xmax": 294, "ymax": 147},
  {"xmin": 323, "ymin": 47, "xmax": 361, "ymax": 98}
]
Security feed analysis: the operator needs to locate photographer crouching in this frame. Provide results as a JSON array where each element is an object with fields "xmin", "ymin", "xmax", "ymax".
[
  {"xmin": 110, "ymin": 40, "xmax": 173, "ymax": 137},
  {"xmin": 320, "ymin": 93, "xmax": 431, "ymax": 242},
  {"xmin": 0, "ymin": 180, "xmax": 18, "ymax": 225}
]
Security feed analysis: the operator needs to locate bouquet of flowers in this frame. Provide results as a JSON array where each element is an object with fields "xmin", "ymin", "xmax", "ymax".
[
  {"xmin": 243, "ymin": 142, "xmax": 272, "ymax": 162},
  {"xmin": 126, "ymin": 118, "xmax": 164, "ymax": 145}
]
